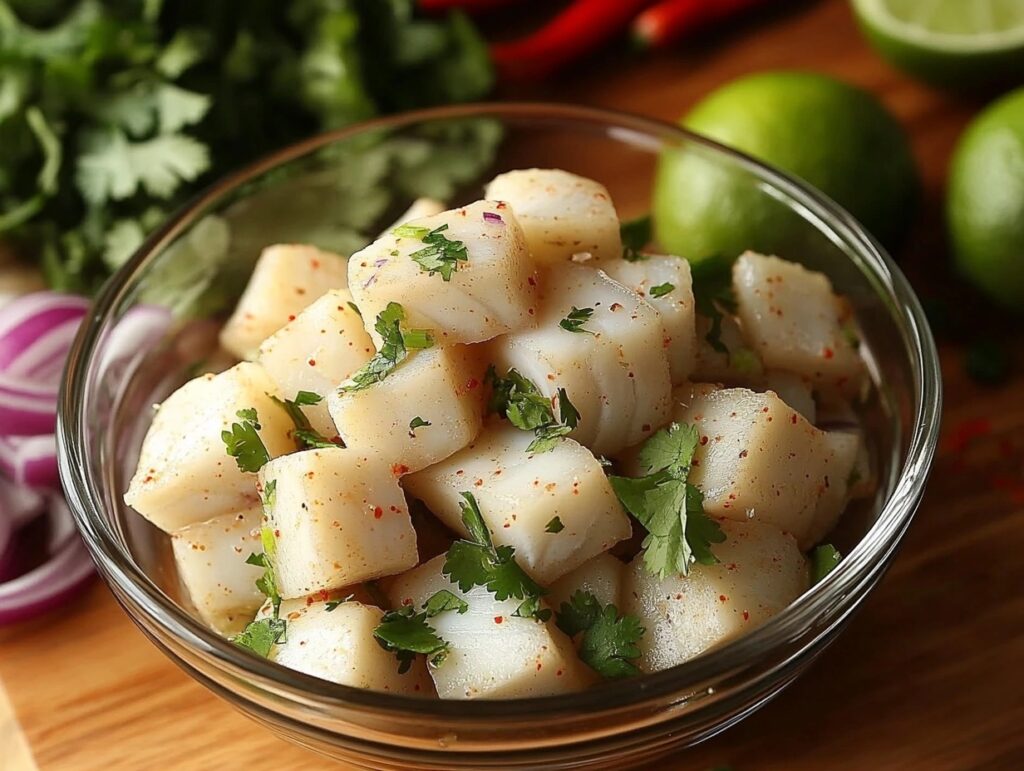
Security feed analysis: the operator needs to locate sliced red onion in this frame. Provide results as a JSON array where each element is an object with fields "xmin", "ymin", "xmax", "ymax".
[
  {"xmin": 0, "ymin": 292, "xmax": 89, "ymax": 373},
  {"xmin": 483, "ymin": 211, "xmax": 504, "ymax": 225},
  {"xmin": 97, "ymin": 304, "xmax": 173, "ymax": 377},
  {"xmin": 0, "ymin": 475, "xmax": 46, "ymax": 529},
  {"xmin": 0, "ymin": 434, "xmax": 58, "ymax": 488},
  {"xmin": 0, "ymin": 515, "xmax": 11, "ymax": 580},
  {"xmin": 0, "ymin": 535, "xmax": 94, "ymax": 625},
  {"xmin": 0, "ymin": 370, "xmax": 59, "ymax": 436}
]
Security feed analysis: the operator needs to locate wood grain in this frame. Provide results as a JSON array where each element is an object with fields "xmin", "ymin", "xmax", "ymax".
[{"xmin": 3, "ymin": 1, "xmax": 1023, "ymax": 768}]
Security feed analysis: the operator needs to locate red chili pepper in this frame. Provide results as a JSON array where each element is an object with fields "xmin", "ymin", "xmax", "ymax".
[
  {"xmin": 491, "ymin": 0, "xmax": 655, "ymax": 81},
  {"xmin": 418, "ymin": 0, "xmax": 522, "ymax": 13},
  {"xmin": 632, "ymin": 0, "xmax": 773, "ymax": 49}
]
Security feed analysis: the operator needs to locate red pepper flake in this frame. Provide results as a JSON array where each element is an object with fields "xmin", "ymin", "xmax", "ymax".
[
  {"xmin": 700, "ymin": 435, "xmax": 709, "ymax": 446},
  {"xmin": 738, "ymin": 449, "xmax": 748, "ymax": 459},
  {"xmin": 528, "ymin": 275, "xmax": 537, "ymax": 286},
  {"xmin": 274, "ymin": 529, "xmax": 281, "ymax": 537},
  {"xmin": 742, "ymin": 610, "xmax": 750, "ymax": 621},
  {"xmin": 642, "ymin": 423, "xmax": 651, "ymax": 432},
  {"xmin": 311, "ymin": 258, "xmax": 321, "ymax": 269},
  {"xmin": 308, "ymin": 358, "xmax": 317, "ymax": 366},
  {"xmin": 610, "ymin": 302, "xmax": 623, "ymax": 311},
  {"xmin": 536, "ymin": 663, "xmax": 542, "ymax": 671},
  {"xmin": 945, "ymin": 417, "xmax": 992, "ymax": 454},
  {"xmin": 791, "ymin": 414, "xmax": 798, "ymax": 424},
  {"xmin": 494, "ymin": 616, "xmax": 503, "ymax": 624},
  {"xmin": 287, "ymin": 314, "xmax": 296, "ymax": 322},
  {"xmin": 823, "ymin": 347, "xmax": 835, "ymax": 359},
  {"xmin": 719, "ymin": 594, "xmax": 728, "ymax": 602},
  {"xmin": 373, "ymin": 506, "xmax": 383, "ymax": 519},
  {"xmin": 391, "ymin": 463, "xmax": 410, "ymax": 476},
  {"xmin": 465, "ymin": 378, "xmax": 480, "ymax": 391}
]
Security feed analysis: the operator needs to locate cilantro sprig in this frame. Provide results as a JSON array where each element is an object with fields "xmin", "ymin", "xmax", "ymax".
[
  {"xmin": 408, "ymin": 416, "xmax": 431, "ymax": 437},
  {"xmin": 271, "ymin": 391, "xmax": 341, "ymax": 449},
  {"xmin": 620, "ymin": 215, "xmax": 651, "ymax": 262},
  {"xmin": 609, "ymin": 423, "xmax": 725, "ymax": 578},
  {"xmin": 545, "ymin": 516, "xmax": 564, "ymax": 534},
  {"xmin": 221, "ymin": 408, "xmax": 270, "ymax": 473},
  {"xmin": 231, "ymin": 515, "xmax": 286, "ymax": 657},
  {"xmin": 339, "ymin": 303, "xmax": 433, "ymax": 393},
  {"xmin": 555, "ymin": 591, "xmax": 645, "ymax": 679},
  {"xmin": 394, "ymin": 223, "xmax": 469, "ymax": 281},
  {"xmin": 486, "ymin": 367, "xmax": 580, "ymax": 453},
  {"xmin": 441, "ymin": 492, "xmax": 550, "ymax": 621},
  {"xmin": 559, "ymin": 306, "xmax": 595, "ymax": 334},
  {"xmin": 691, "ymin": 254, "xmax": 738, "ymax": 355},
  {"xmin": 373, "ymin": 589, "xmax": 468, "ymax": 673}
]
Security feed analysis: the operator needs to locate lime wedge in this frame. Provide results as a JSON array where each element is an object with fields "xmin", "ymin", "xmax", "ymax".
[{"xmin": 852, "ymin": 0, "xmax": 1024, "ymax": 88}]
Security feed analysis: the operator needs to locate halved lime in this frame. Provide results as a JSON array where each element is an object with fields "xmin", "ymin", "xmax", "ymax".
[{"xmin": 852, "ymin": 0, "xmax": 1024, "ymax": 89}]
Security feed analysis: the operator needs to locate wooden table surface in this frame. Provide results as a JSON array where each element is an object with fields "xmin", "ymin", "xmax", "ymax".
[{"xmin": 3, "ymin": 1, "xmax": 1023, "ymax": 769}]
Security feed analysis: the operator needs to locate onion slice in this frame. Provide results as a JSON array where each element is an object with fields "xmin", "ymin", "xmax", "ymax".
[
  {"xmin": 0, "ymin": 292, "xmax": 90, "ymax": 374},
  {"xmin": 0, "ymin": 536, "xmax": 94, "ymax": 625},
  {"xmin": 0, "ymin": 434, "xmax": 58, "ymax": 488},
  {"xmin": 0, "ymin": 474, "xmax": 46, "ymax": 528}
]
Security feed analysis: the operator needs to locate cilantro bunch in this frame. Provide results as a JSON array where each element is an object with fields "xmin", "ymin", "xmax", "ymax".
[{"xmin": 0, "ymin": 0, "xmax": 493, "ymax": 292}]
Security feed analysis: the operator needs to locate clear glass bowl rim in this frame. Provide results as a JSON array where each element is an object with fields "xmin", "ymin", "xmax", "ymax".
[{"xmin": 57, "ymin": 101, "xmax": 942, "ymax": 722}]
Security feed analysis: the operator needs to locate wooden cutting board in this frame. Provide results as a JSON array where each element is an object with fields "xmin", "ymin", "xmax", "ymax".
[{"xmin": 3, "ymin": 1, "xmax": 1023, "ymax": 768}]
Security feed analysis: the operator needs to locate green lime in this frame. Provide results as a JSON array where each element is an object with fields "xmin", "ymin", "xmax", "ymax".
[
  {"xmin": 947, "ymin": 87, "xmax": 1024, "ymax": 310},
  {"xmin": 654, "ymin": 71, "xmax": 918, "ymax": 262},
  {"xmin": 852, "ymin": 0, "xmax": 1024, "ymax": 89}
]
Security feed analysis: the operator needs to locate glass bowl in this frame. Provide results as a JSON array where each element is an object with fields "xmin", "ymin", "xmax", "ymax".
[{"xmin": 57, "ymin": 103, "xmax": 941, "ymax": 769}]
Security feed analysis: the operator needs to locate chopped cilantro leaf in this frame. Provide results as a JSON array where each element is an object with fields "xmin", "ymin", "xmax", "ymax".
[
  {"xmin": 559, "ymin": 306, "xmax": 595, "ymax": 334},
  {"xmin": 231, "ymin": 617, "xmax": 286, "ymax": 658},
  {"xmin": 441, "ymin": 492, "xmax": 549, "ymax": 621},
  {"xmin": 396, "ymin": 222, "xmax": 469, "ymax": 281},
  {"xmin": 409, "ymin": 416, "xmax": 432, "ymax": 436},
  {"xmin": 487, "ymin": 367, "xmax": 579, "ymax": 453},
  {"xmin": 810, "ymin": 544, "xmax": 841, "ymax": 584},
  {"xmin": 324, "ymin": 594, "xmax": 355, "ymax": 612},
  {"xmin": 620, "ymin": 215, "xmax": 652, "ymax": 262},
  {"xmin": 545, "ymin": 516, "xmax": 564, "ymax": 533},
  {"xmin": 691, "ymin": 254, "xmax": 738, "ymax": 355},
  {"xmin": 340, "ymin": 303, "xmax": 433, "ymax": 393},
  {"xmin": 555, "ymin": 591, "xmax": 644, "ymax": 679},
  {"xmin": 221, "ymin": 408, "xmax": 270, "ymax": 473},
  {"xmin": 261, "ymin": 478, "xmax": 277, "ymax": 511},
  {"xmin": 347, "ymin": 301, "xmax": 363, "ymax": 318},
  {"xmin": 270, "ymin": 393, "xmax": 340, "ymax": 450},
  {"xmin": 609, "ymin": 423, "xmax": 725, "ymax": 578},
  {"xmin": 423, "ymin": 589, "xmax": 469, "ymax": 616},
  {"xmin": 373, "ymin": 588, "xmax": 469, "ymax": 673},
  {"xmin": 649, "ymin": 282, "xmax": 675, "ymax": 298}
]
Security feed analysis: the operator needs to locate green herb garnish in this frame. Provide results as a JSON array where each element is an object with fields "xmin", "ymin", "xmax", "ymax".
[
  {"xmin": 559, "ymin": 306, "xmax": 595, "ymax": 334},
  {"xmin": 408, "ymin": 416, "xmax": 432, "ymax": 436},
  {"xmin": 231, "ymin": 616, "xmax": 286, "ymax": 658},
  {"xmin": 270, "ymin": 391, "xmax": 339, "ymax": 450},
  {"xmin": 324, "ymin": 594, "xmax": 355, "ymax": 612},
  {"xmin": 620, "ymin": 215, "xmax": 652, "ymax": 262},
  {"xmin": 609, "ymin": 423, "xmax": 725, "ymax": 578},
  {"xmin": 395, "ymin": 223, "xmax": 469, "ymax": 281},
  {"xmin": 486, "ymin": 367, "xmax": 580, "ymax": 453},
  {"xmin": 810, "ymin": 544, "xmax": 841, "ymax": 584},
  {"xmin": 545, "ymin": 516, "xmax": 564, "ymax": 534},
  {"xmin": 441, "ymin": 492, "xmax": 549, "ymax": 621},
  {"xmin": 221, "ymin": 408, "xmax": 270, "ymax": 473},
  {"xmin": 340, "ymin": 303, "xmax": 433, "ymax": 393},
  {"xmin": 372, "ymin": 589, "xmax": 467, "ymax": 673},
  {"xmin": 691, "ymin": 254, "xmax": 738, "ymax": 355},
  {"xmin": 555, "ymin": 590, "xmax": 645, "ymax": 679},
  {"xmin": 649, "ymin": 282, "xmax": 675, "ymax": 298}
]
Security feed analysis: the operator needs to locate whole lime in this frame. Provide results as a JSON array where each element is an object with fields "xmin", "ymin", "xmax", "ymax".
[
  {"xmin": 654, "ymin": 71, "xmax": 919, "ymax": 262},
  {"xmin": 947, "ymin": 87, "xmax": 1024, "ymax": 310}
]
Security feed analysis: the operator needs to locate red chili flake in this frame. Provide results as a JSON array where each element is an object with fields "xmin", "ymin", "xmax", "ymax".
[
  {"xmin": 556, "ymin": 669, "xmax": 564, "ymax": 676},
  {"xmin": 700, "ymin": 435, "xmax": 709, "ymax": 446},
  {"xmin": 945, "ymin": 417, "xmax": 992, "ymax": 454},
  {"xmin": 287, "ymin": 314, "xmax": 296, "ymax": 322},
  {"xmin": 610, "ymin": 302, "xmax": 623, "ymax": 311},
  {"xmin": 823, "ymin": 347, "xmax": 835, "ymax": 359},
  {"xmin": 642, "ymin": 423, "xmax": 651, "ymax": 432},
  {"xmin": 308, "ymin": 358, "xmax": 317, "ymax": 366},
  {"xmin": 528, "ymin": 275, "xmax": 537, "ymax": 286},
  {"xmin": 391, "ymin": 463, "xmax": 410, "ymax": 476},
  {"xmin": 536, "ymin": 663, "xmax": 542, "ymax": 671},
  {"xmin": 311, "ymin": 259, "xmax": 321, "ymax": 269},
  {"xmin": 465, "ymin": 378, "xmax": 480, "ymax": 391},
  {"xmin": 742, "ymin": 610, "xmax": 750, "ymax": 621},
  {"xmin": 274, "ymin": 529, "xmax": 281, "ymax": 537},
  {"xmin": 373, "ymin": 506, "xmax": 383, "ymax": 519},
  {"xmin": 791, "ymin": 414, "xmax": 798, "ymax": 424},
  {"xmin": 738, "ymin": 449, "xmax": 748, "ymax": 459},
  {"xmin": 719, "ymin": 595, "xmax": 728, "ymax": 602},
  {"xmin": 494, "ymin": 616, "xmax": 503, "ymax": 624}
]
